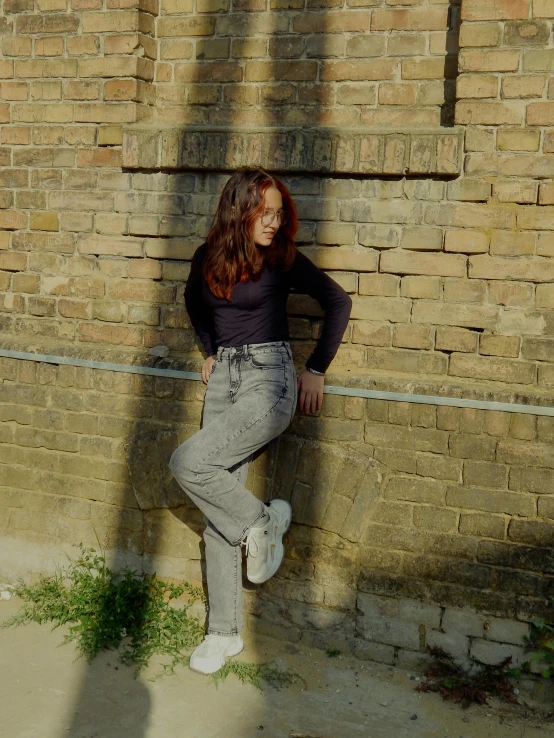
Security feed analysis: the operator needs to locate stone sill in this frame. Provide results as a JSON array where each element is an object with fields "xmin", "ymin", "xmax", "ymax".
[
  {"xmin": 2, "ymin": 336, "xmax": 554, "ymax": 409},
  {"xmin": 122, "ymin": 125, "xmax": 463, "ymax": 177}
]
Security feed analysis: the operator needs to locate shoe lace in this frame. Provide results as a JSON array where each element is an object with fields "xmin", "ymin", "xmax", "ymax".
[{"xmin": 242, "ymin": 527, "xmax": 265, "ymax": 558}]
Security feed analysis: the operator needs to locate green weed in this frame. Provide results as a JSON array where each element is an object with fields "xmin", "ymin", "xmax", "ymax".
[
  {"xmin": 416, "ymin": 646, "xmax": 518, "ymax": 709},
  {"xmin": 0, "ymin": 543, "xmax": 302, "ymax": 690},
  {"xmin": 522, "ymin": 618, "xmax": 554, "ymax": 679}
]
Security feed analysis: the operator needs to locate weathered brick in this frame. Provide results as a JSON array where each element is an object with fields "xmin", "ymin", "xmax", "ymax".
[
  {"xmin": 365, "ymin": 423, "xmax": 448, "ymax": 453},
  {"xmin": 372, "ymin": 8, "xmax": 448, "ymax": 31},
  {"xmin": 522, "ymin": 336, "xmax": 554, "ymax": 360},
  {"xmin": 320, "ymin": 59, "xmax": 397, "ymax": 82},
  {"xmin": 315, "ymin": 222, "xmax": 356, "ymax": 246},
  {"xmin": 460, "ymin": 49, "xmax": 520, "ymax": 73},
  {"xmin": 493, "ymin": 180, "xmax": 538, "ymax": 204},
  {"xmin": 482, "ymin": 411, "xmax": 510, "ymax": 437},
  {"xmin": 501, "ymin": 75, "xmax": 546, "ymax": 99},
  {"xmin": 374, "ymin": 447, "xmax": 417, "ymax": 474},
  {"xmin": 388, "ymin": 402, "xmax": 410, "ymax": 426},
  {"xmin": 0, "ymin": 210, "xmax": 25, "ymax": 235},
  {"xmin": 450, "ymin": 353, "xmax": 535, "ymax": 384},
  {"xmin": 393, "ymin": 324, "xmax": 433, "ymax": 350},
  {"xmin": 449, "ymin": 434, "xmax": 498, "ymax": 461},
  {"xmin": 17, "ymin": 13, "xmax": 80, "ymax": 34},
  {"xmin": 470, "ymin": 254, "xmax": 554, "ymax": 282},
  {"xmin": 81, "ymin": 10, "xmax": 139, "ymax": 33},
  {"xmin": 459, "ymin": 513, "xmax": 505, "ymax": 540},
  {"xmin": 358, "ymin": 273, "xmax": 399, "ymax": 297},
  {"xmin": 430, "ymin": 203, "xmax": 515, "ymax": 230},
  {"xmin": 539, "ymin": 185, "xmax": 554, "ymax": 207},
  {"xmin": 459, "ymin": 22, "xmax": 502, "ymax": 48},
  {"xmin": 490, "ymin": 231, "xmax": 535, "ymax": 256},
  {"xmin": 417, "ymin": 453, "xmax": 462, "ymax": 482},
  {"xmin": 464, "ymin": 460, "xmax": 508, "ymax": 488},
  {"xmin": 538, "ymin": 497, "xmax": 554, "ymax": 520},
  {"xmin": 509, "ymin": 413, "xmax": 536, "ymax": 441},
  {"xmin": 400, "ymin": 276, "xmax": 440, "ymax": 299},
  {"xmin": 537, "ymin": 417, "xmax": 554, "ymax": 444},
  {"xmin": 534, "ymin": 0, "xmax": 554, "ymax": 15},
  {"xmin": 387, "ymin": 32, "xmax": 426, "ymax": 57},
  {"xmin": 336, "ymin": 83, "xmax": 376, "ymax": 105},
  {"xmin": 479, "ymin": 334, "xmax": 520, "ymax": 358},
  {"xmin": 488, "ymin": 281, "xmax": 534, "ymax": 308},
  {"xmin": 412, "ymin": 504, "xmax": 459, "ymax": 534},
  {"xmin": 444, "ymin": 278, "xmax": 486, "ymax": 304},
  {"xmin": 456, "ymin": 74, "xmax": 499, "ymax": 99},
  {"xmin": 497, "ymin": 438, "xmax": 554, "ymax": 469},
  {"xmin": 465, "ymin": 127, "xmax": 495, "ymax": 152},
  {"xmin": 456, "ymin": 100, "xmax": 524, "ymax": 126},
  {"xmin": 508, "ymin": 519, "xmax": 554, "ymax": 547},
  {"xmin": 400, "ymin": 226, "xmax": 443, "ymax": 252},
  {"xmin": 414, "ymin": 302, "xmax": 497, "ymax": 330},
  {"xmin": 293, "ymin": 10, "xmax": 370, "ymax": 34},
  {"xmin": 523, "ymin": 49, "xmax": 554, "ymax": 71},
  {"xmin": 381, "ymin": 250, "xmax": 466, "ymax": 277},
  {"xmin": 364, "ymin": 346, "xmax": 447, "ymax": 375},
  {"xmin": 350, "ymin": 295, "xmax": 411, "ymax": 323},
  {"xmin": 462, "ymin": 0, "xmax": 530, "ymax": 21},
  {"xmin": 447, "ymin": 485, "xmax": 534, "ymax": 517},
  {"xmin": 351, "ymin": 321, "xmax": 392, "ymax": 347}
]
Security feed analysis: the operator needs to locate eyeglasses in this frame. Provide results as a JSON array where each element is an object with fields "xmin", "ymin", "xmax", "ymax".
[{"xmin": 260, "ymin": 209, "xmax": 288, "ymax": 227}]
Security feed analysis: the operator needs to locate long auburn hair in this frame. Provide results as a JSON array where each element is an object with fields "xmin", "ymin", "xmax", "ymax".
[{"xmin": 203, "ymin": 168, "xmax": 298, "ymax": 301}]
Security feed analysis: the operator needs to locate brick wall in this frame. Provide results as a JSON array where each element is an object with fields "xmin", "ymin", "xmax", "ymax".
[
  {"xmin": 1, "ymin": 0, "xmax": 554, "ymax": 668},
  {"xmin": 153, "ymin": 0, "xmax": 459, "ymax": 127}
]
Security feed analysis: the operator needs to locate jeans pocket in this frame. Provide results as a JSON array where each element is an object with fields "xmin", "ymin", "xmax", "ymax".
[{"xmin": 248, "ymin": 353, "xmax": 285, "ymax": 370}]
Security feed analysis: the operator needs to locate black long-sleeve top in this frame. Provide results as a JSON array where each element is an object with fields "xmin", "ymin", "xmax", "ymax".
[{"xmin": 184, "ymin": 243, "xmax": 352, "ymax": 374}]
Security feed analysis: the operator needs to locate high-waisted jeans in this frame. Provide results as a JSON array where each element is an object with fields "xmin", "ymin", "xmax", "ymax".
[{"xmin": 168, "ymin": 341, "xmax": 297, "ymax": 635}]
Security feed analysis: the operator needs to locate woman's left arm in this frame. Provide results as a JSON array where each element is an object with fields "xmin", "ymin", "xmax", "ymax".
[{"xmin": 289, "ymin": 251, "xmax": 353, "ymax": 414}]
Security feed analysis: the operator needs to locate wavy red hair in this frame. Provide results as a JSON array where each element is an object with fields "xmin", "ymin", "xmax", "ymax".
[{"xmin": 203, "ymin": 168, "xmax": 298, "ymax": 301}]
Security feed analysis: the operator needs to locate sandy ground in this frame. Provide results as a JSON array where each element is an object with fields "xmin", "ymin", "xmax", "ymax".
[{"xmin": 1, "ymin": 596, "xmax": 553, "ymax": 738}]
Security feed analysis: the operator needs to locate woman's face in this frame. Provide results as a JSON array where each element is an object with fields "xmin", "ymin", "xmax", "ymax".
[{"xmin": 252, "ymin": 186, "xmax": 284, "ymax": 248}]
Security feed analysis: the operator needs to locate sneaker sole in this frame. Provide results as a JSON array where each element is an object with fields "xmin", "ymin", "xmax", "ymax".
[
  {"xmin": 247, "ymin": 501, "xmax": 292, "ymax": 585},
  {"xmin": 189, "ymin": 639, "xmax": 244, "ymax": 675}
]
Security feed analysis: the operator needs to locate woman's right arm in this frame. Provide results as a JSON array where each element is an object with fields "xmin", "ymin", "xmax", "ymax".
[{"xmin": 184, "ymin": 244, "xmax": 217, "ymax": 360}]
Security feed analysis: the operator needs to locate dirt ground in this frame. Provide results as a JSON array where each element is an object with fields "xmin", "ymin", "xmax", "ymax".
[{"xmin": 1, "ymin": 596, "xmax": 553, "ymax": 738}]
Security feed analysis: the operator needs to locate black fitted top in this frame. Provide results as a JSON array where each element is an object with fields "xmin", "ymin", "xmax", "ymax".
[{"xmin": 184, "ymin": 243, "xmax": 352, "ymax": 374}]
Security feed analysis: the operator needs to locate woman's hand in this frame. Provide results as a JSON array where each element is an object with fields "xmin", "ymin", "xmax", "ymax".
[
  {"xmin": 201, "ymin": 355, "xmax": 216, "ymax": 384},
  {"xmin": 297, "ymin": 370, "xmax": 324, "ymax": 415}
]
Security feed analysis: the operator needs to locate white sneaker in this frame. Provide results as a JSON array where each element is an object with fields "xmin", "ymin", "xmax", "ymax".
[
  {"xmin": 189, "ymin": 634, "xmax": 244, "ymax": 675},
  {"xmin": 245, "ymin": 499, "xmax": 292, "ymax": 584}
]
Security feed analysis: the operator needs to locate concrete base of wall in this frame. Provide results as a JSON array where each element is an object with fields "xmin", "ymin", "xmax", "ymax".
[{"xmin": 0, "ymin": 532, "xmax": 534, "ymax": 678}]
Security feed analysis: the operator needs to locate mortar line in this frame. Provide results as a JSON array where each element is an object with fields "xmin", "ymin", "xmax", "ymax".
[{"xmin": 2, "ymin": 348, "xmax": 554, "ymax": 417}]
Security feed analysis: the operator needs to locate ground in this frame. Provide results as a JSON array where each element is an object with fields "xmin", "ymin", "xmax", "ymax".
[{"xmin": 1, "ymin": 597, "xmax": 553, "ymax": 738}]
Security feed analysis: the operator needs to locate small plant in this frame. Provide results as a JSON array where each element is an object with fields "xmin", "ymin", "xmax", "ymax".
[
  {"xmin": 212, "ymin": 660, "xmax": 306, "ymax": 691},
  {"xmin": 416, "ymin": 646, "xmax": 518, "ymax": 709},
  {"xmin": 521, "ymin": 551, "xmax": 554, "ymax": 679},
  {"xmin": 1, "ymin": 543, "xmax": 206, "ymax": 679},
  {"xmin": 326, "ymin": 648, "xmax": 341, "ymax": 658},
  {"xmin": 0, "ymin": 543, "xmax": 302, "ymax": 689},
  {"xmin": 522, "ymin": 618, "xmax": 554, "ymax": 678}
]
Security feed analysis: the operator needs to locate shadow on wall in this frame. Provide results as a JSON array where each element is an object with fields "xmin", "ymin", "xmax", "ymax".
[
  {"xmin": 441, "ymin": 0, "xmax": 461, "ymax": 127},
  {"xmin": 64, "ymin": 1, "xmax": 462, "ymax": 735}
]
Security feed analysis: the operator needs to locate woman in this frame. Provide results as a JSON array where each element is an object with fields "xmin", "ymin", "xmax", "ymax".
[{"xmin": 169, "ymin": 168, "xmax": 352, "ymax": 675}]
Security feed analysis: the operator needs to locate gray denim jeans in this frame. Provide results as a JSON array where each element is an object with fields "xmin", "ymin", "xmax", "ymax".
[{"xmin": 169, "ymin": 341, "xmax": 297, "ymax": 636}]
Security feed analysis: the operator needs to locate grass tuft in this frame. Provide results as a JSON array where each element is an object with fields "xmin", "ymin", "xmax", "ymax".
[{"xmin": 1, "ymin": 543, "xmax": 303, "ymax": 690}]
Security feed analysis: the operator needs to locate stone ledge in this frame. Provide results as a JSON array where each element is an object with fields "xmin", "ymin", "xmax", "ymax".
[{"xmin": 122, "ymin": 126, "xmax": 463, "ymax": 176}]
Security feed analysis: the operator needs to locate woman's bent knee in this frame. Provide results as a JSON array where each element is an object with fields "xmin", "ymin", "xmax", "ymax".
[{"xmin": 169, "ymin": 441, "xmax": 198, "ymax": 480}]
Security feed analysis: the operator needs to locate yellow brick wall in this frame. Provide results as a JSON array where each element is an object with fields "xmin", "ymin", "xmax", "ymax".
[{"xmin": 1, "ymin": 0, "xmax": 554, "ymax": 658}]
